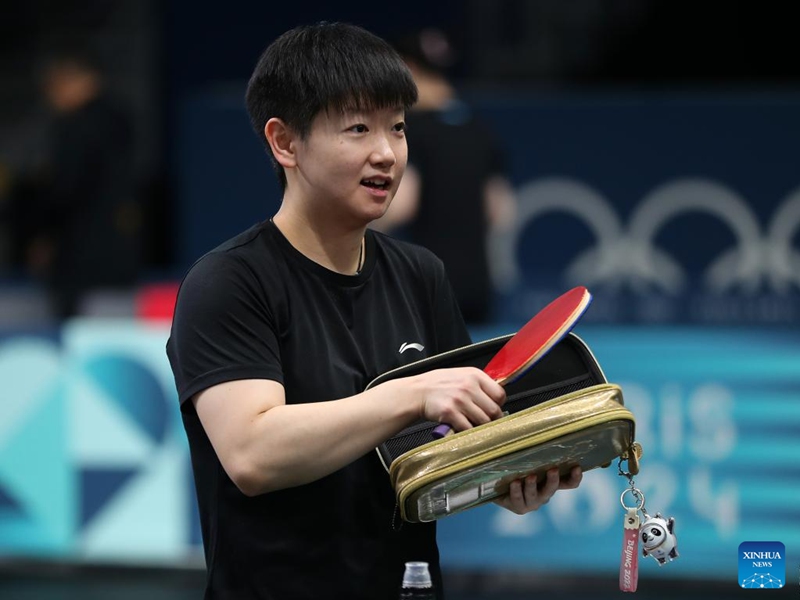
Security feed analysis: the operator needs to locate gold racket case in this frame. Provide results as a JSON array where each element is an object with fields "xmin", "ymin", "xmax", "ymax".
[{"xmin": 367, "ymin": 333, "xmax": 637, "ymax": 523}]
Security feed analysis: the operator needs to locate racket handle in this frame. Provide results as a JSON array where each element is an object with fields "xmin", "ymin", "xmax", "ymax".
[
  {"xmin": 431, "ymin": 409, "xmax": 509, "ymax": 439},
  {"xmin": 431, "ymin": 424, "xmax": 453, "ymax": 439}
]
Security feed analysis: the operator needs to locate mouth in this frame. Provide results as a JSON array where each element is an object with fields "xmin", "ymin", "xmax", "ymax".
[{"xmin": 361, "ymin": 177, "xmax": 392, "ymax": 191}]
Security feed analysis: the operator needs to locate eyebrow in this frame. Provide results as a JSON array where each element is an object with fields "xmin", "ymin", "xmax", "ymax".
[{"xmin": 336, "ymin": 106, "xmax": 406, "ymax": 120}]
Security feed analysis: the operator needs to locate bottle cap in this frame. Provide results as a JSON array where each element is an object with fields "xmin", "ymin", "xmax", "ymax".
[{"xmin": 402, "ymin": 561, "xmax": 433, "ymax": 588}]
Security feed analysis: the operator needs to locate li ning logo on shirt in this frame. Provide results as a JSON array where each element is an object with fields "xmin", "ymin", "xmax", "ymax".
[{"xmin": 398, "ymin": 342, "xmax": 425, "ymax": 354}]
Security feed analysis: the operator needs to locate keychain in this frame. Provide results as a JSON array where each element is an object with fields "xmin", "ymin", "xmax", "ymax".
[
  {"xmin": 619, "ymin": 485, "xmax": 643, "ymax": 592},
  {"xmin": 617, "ymin": 443, "xmax": 679, "ymax": 593}
]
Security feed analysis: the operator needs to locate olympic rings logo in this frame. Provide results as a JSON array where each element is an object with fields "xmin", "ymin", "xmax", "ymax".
[{"xmin": 490, "ymin": 177, "xmax": 800, "ymax": 295}]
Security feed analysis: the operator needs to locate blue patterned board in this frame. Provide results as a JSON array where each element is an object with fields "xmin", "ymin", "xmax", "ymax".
[{"xmin": 0, "ymin": 320, "xmax": 192, "ymax": 560}]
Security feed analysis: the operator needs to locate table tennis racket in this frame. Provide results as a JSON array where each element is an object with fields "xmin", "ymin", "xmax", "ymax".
[{"xmin": 431, "ymin": 286, "xmax": 592, "ymax": 439}]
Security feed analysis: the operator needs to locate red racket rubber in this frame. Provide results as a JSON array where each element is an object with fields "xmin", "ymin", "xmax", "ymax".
[{"xmin": 431, "ymin": 286, "xmax": 592, "ymax": 438}]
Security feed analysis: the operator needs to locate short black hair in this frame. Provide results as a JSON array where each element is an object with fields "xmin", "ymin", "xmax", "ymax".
[
  {"xmin": 245, "ymin": 22, "xmax": 418, "ymax": 189},
  {"xmin": 38, "ymin": 42, "xmax": 106, "ymax": 79}
]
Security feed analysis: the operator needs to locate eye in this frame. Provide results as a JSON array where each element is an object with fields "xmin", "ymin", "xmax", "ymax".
[
  {"xmin": 650, "ymin": 528, "xmax": 662, "ymax": 537},
  {"xmin": 349, "ymin": 124, "xmax": 368, "ymax": 133},
  {"xmin": 392, "ymin": 121, "xmax": 406, "ymax": 133}
]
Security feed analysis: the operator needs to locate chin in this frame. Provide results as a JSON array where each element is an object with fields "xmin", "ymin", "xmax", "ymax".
[{"xmin": 366, "ymin": 200, "xmax": 392, "ymax": 219}]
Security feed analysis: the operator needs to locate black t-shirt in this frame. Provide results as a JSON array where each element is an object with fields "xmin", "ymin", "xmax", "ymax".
[
  {"xmin": 167, "ymin": 220, "xmax": 471, "ymax": 600},
  {"xmin": 404, "ymin": 104, "xmax": 506, "ymax": 323}
]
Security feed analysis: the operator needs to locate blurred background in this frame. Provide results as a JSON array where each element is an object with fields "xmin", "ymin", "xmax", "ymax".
[{"xmin": 1, "ymin": 1, "xmax": 798, "ymax": 598}]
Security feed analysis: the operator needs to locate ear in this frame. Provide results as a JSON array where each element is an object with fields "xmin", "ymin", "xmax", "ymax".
[{"xmin": 265, "ymin": 118, "xmax": 297, "ymax": 169}]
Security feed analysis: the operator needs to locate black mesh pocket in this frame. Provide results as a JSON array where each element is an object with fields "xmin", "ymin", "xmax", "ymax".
[
  {"xmin": 504, "ymin": 374, "xmax": 595, "ymax": 413},
  {"xmin": 380, "ymin": 422, "xmax": 442, "ymax": 463}
]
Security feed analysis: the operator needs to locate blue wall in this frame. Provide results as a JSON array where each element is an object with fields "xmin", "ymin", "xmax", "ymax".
[{"xmin": 174, "ymin": 88, "xmax": 800, "ymax": 326}]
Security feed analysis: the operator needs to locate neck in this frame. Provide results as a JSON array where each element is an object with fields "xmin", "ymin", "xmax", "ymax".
[{"xmin": 272, "ymin": 208, "xmax": 365, "ymax": 275}]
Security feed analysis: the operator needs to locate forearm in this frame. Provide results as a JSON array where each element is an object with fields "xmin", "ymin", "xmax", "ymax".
[
  {"xmin": 198, "ymin": 367, "xmax": 505, "ymax": 496},
  {"xmin": 234, "ymin": 379, "xmax": 419, "ymax": 495}
]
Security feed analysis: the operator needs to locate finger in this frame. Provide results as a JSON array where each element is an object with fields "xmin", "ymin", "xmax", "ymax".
[
  {"xmin": 492, "ymin": 495, "xmax": 511, "ymax": 512},
  {"xmin": 452, "ymin": 384, "xmax": 504, "ymax": 427},
  {"xmin": 532, "ymin": 469, "xmax": 560, "ymax": 505},
  {"xmin": 521, "ymin": 473, "xmax": 544, "ymax": 509},
  {"xmin": 442, "ymin": 410, "xmax": 475, "ymax": 433},
  {"xmin": 469, "ymin": 390, "xmax": 506, "ymax": 422},
  {"xmin": 465, "ymin": 400, "xmax": 496, "ymax": 426},
  {"xmin": 474, "ymin": 370, "xmax": 507, "ymax": 407},
  {"xmin": 558, "ymin": 465, "xmax": 583, "ymax": 490},
  {"xmin": 500, "ymin": 478, "xmax": 526, "ymax": 514}
]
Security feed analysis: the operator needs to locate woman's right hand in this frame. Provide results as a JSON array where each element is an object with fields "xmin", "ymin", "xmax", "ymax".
[{"xmin": 409, "ymin": 367, "xmax": 506, "ymax": 433}]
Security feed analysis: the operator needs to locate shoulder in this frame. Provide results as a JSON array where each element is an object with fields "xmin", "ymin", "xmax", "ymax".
[
  {"xmin": 371, "ymin": 229, "xmax": 445, "ymax": 275},
  {"xmin": 176, "ymin": 221, "xmax": 281, "ymax": 308},
  {"xmin": 183, "ymin": 222, "xmax": 272, "ymax": 278},
  {"xmin": 370, "ymin": 230, "xmax": 453, "ymax": 299}
]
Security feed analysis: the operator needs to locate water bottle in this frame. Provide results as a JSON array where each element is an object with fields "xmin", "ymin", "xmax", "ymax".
[{"xmin": 399, "ymin": 561, "xmax": 436, "ymax": 599}]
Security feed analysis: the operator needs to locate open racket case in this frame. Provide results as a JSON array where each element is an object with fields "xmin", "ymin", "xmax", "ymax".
[{"xmin": 367, "ymin": 333, "xmax": 637, "ymax": 523}]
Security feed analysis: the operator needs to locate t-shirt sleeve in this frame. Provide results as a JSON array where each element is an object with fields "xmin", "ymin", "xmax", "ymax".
[{"xmin": 167, "ymin": 251, "xmax": 283, "ymax": 405}]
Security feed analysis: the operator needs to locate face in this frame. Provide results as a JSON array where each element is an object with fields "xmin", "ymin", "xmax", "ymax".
[
  {"xmin": 641, "ymin": 523, "xmax": 666, "ymax": 549},
  {"xmin": 288, "ymin": 105, "xmax": 408, "ymax": 225},
  {"xmin": 42, "ymin": 63, "xmax": 97, "ymax": 113}
]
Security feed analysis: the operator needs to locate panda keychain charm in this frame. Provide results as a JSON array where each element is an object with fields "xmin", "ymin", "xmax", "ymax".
[
  {"xmin": 640, "ymin": 512, "xmax": 679, "ymax": 565},
  {"xmin": 617, "ymin": 445, "xmax": 679, "ymax": 593}
]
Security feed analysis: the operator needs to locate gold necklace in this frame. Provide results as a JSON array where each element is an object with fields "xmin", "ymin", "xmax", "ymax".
[{"xmin": 355, "ymin": 237, "xmax": 365, "ymax": 274}]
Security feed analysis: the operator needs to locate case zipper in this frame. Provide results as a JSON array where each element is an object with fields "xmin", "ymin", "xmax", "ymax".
[{"xmin": 394, "ymin": 385, "xmax": 632, "ymax": 507}]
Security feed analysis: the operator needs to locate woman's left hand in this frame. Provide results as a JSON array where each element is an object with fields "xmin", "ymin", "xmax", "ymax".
[{"xmin": 493, "ymin": 466, "xmax": 583, "ymax": 515}]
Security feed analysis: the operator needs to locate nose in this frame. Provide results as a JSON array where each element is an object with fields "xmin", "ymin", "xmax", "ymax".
[{"xmin": 370, "ymin": 134, "xmax": 397, "ymax": 167}]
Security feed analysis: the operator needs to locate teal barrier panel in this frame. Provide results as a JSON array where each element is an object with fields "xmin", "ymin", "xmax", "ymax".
[{"xmin": 1, "ymin": 320, "xmax": 798, "ymax": 584}]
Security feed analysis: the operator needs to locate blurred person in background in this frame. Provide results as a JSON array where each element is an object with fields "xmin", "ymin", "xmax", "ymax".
[
  {"xmin": 374, "ymin": 28, "xmax": 517, "ymax": 325},
  {"xmin": 18, "ymin": 48, "xmax": 141, "ymax": 319}
]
